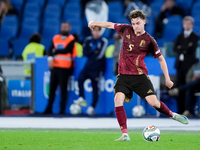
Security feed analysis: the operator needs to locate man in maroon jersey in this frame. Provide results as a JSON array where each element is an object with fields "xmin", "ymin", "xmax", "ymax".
[{"xmin": 88, "ymin": 10, "xmax": 189, "ymax": 141}]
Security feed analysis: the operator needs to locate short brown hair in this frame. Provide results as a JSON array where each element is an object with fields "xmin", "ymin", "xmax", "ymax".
[{"xmin": 129, "ymin": 10, "xmax": 146, "ymax": 20}]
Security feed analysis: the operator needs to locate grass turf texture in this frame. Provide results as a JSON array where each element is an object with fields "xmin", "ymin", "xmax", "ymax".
[{"xmin": 0, "ymin": 129, "xmax": 200, "ymax": 150}]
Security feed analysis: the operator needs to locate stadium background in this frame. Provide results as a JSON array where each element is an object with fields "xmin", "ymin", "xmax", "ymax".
[
  {"xmin": 0, "ymin": 0, "xmax": 200, "ymax": 149},
  {"xmin": 0, "ymin": 0, "xmax": 200, "ymax": 116}
]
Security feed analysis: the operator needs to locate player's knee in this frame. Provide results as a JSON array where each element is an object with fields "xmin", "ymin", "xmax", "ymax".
[
  {"xmin": 151, "ymin": 100, "xmax": 160, "ymax": 109},
  {"xmin": 114, "ymin": 93, "xmax": 124, "ymax": 107}
]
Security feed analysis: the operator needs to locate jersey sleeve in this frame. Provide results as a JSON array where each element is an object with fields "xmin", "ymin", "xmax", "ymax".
[
  {"xmin": 114, "ymin": 23, "xmax": 132, "ymax": 36},
  {"xmin": 149, "ymin": 37, "xmax": 162, "ymax": 58}
]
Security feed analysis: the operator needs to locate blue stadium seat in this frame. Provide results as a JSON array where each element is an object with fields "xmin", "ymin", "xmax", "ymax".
[
  {"xmin": 66, "ymin": 19, "xmax": 82, "ymax": 35},
  {"xmin": 0, "ymin": 39, "xmax": 10, "ymax": 57},
  {"xmin": 193, "ymin": 16, "xmax": 200, "ymax": 37},
  {"xmin": 43, "ymin": 4, "xmax": 61, "ymax": 20},
  {"xmin": 150, "ymin": 0, "xmax": 163, "ymax": 19},
  {"xmin": 48, "ymin": 0, "xmax": 65, "ymax": 6},
  {"xmin": 176, "ymin": 0, "xmax": 193, "ymax": 15},
  {"xmin": 0, "ymin": 15, "xmax": 18, "ymax": 40},
  {"xmin": 114, "ymin": 16, "xmax": 130, "ymax": 24},
  {"xmin": 191, "ymin": 1, "xmax": 200, "ymax": 16},
  {"xmin": 26, "ymin": 0, "xmax": 45, "ymax": 7},
  {"xmin": 162, "ymin": 15, "xmax": 182, "ymax": 42},
  {"xmin": 63, "ymin": 3, "xmax": 81, "ymax": 21},
  {"xmin": 102, "ymin": 28, "xmax": 111, "ymax": 39},
  {"xmin": 20, "ymin": 18, "xmax": 39, "ymax": 38},
  {"xmin": 145, "ymin": 17, "xmax": 155, "ymax": 36},
  {"xmin": 12, "ymin": 38, "xmax": 29, "ymax": 57},
  {"xmin": 108, "ymin": 1, "xmax": 123, "ymax": 22},
  {"xmin": 41, "ymin": 39, "xmax": 52, "ymax": 52},
  {"xmin": 9, "ymin": 0, "xmax": 24, "ymax": 15},
  {"xmin": 69, "ymin": 0, "xmax": 81, "ymax": 3},
  {"xmin": 23, "ymin": 3, "xmax": 41, "ymax": 19},
  {"xmin": 42, "ymin": 19, "xmax": 60, "ymax": 40}
]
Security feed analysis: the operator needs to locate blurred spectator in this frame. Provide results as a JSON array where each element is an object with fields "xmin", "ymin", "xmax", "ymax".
[
  {"xmin": 169, "ymin": 62, "xmax": 200, "ymax": 117},
  {"xmin": 74, "ymin": 26, "xmax": 108, "ymax": 115},
  {"xmin": 0, "ymin": 0, "xmax": 17, "ymax": 24},
  {"xmin": 154, "ymin": 0, "xmax": 183, "ymax": 38},
  {"xmin": 113, "ymin": 33, "xmax": 122, "ymax": 75},
  {"xmin": 124, "ymin": 0, "xmax": 152, "ymax": 24},
  {"xmin": 0, "ymin": 65, "xmax": 8, "ymax": 114},
  {"xmin": 43, "ymin": 22, "xmax": 77, "ymax": 114},
  {"xmin": 22, "ymin": 33, "xmax": 45, "ymax": 75},
  {"xmin": 73, "ymin": 33, "xmax": 83, "ymax": 57},
  {"xmin": 173, "ymin": 16, "xmax": 199, "ymax": 114}
]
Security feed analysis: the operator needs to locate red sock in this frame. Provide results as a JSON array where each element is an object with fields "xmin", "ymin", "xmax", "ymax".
[
  {"xmin": 155, "ymin": 101, "xmax": 173, "ymax": 117},
  {"xmin": 115, "ymin": 106, "xmax": 127, "ymax": 134}
]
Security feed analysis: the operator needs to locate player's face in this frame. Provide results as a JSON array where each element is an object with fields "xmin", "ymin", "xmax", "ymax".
[
  {"xmin": 131, "ymin": 17, "xmax": 145, "ymax": 34},
  {"xmin": 60, "ymin": 23, "xmax": 71, "ymax": 35},
  {"xmin": 91, "ymin": 27, "xmax": 101, "ymax": 39},
  {"xmin": 183, "ymin": 20, "xmax": 193, "ymax": 31}
]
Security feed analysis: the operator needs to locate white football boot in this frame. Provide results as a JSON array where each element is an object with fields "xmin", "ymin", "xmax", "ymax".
[
  {"xmin": 171, "ymin": 112, "xmax": 189, "ymax": 125},
  {"xmin": 114, "ymin": 134, "xmax": 131, "ymax": 141},
  {"xmin": 73, "ymin": 97, "xmax": 87, "ymax": 106},
  {"xmin": 86, "ymin": 106, "xmax": 95, "ymax": 116}
]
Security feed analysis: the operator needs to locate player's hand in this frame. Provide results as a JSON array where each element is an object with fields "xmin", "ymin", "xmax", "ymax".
[
  {"xmin": 88, "ymin": 21, "xmax": 95, "ymax": 30},
  {"xmin": 166, "ymin": 80, "xmax": 174, "ymax": 89}
]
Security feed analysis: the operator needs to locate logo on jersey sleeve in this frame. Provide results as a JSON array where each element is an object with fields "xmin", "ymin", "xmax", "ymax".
[
  {"xmin": 139, "ymin": 40, "xmax": 145, "ymax": 47},
  {"xmin": 127, "ymin": 44, "xmax": 134, "ymax": 51},
  {"xmin": 126, "ymin": 35, "xmax": 130, "ymax": 39}
]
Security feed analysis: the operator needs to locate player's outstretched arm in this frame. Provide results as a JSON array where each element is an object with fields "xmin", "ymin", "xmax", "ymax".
[
  {"xmin": 157, "ymin": 55, "xmax": 174, "ymax": 89},
  {"xmin": 88, "ymin": 21, "xmax": 115, "ymax": 30}
]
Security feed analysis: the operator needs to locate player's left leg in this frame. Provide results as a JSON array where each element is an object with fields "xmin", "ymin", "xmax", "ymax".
[{"xmin": 145, "ymin": 95, "xmax": 189, "ymax": 125}]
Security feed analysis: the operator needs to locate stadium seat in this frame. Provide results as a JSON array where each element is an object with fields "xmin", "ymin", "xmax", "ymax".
[
  {"xmin": 176, "ymin": 0, "xmax": 193, "ymax": 15},
  {"xmin": 66, "ymin": 19, "xmax": 82, "ymax": 35},
  {"xmin": 12, "ymin": 38, "xmax": 29, "ymax": 57},
  {"xmin": 102, "ymin": 28, "xmax": 111, "ymax": 39},
  {"xmin": 42, "ymin": 19, "xmax": 60, "ymax": 40},
  {"xmin": 43, "ymin": 4, "xmax": 61, "ymax": 20},
  {"xmin": 0, "ymin": 39, "xmax": 10, "ymax": 57},
  {"xmin": 26, "ymin": 0, "xmax": 45, "ymax": 7},
  {"xmin": 20, "ymin": 18, "xmax": 39, "ymax": 38},
  {"xmin": 63, "ymin": 3, "xmax": 81, "ymax": 21},
  {"xmin": 41, "ymin": 39, "xmax": 52, "ymax": 52},
  {"xmin": 0, "ymin": 15, "xmax": 18, "ymax": 40},
  {"xmin": 9, "ymin": 0, "xmax": 24, "ymax": 15},
  {"xmin": 23, "ymin": 2, "xmax": 41, "ymax": 19},
  {"xmin": 162, "ymin": 15, "xmax": 182, "ymax": 42},
  {"xmin": 108, "ymin": 1, "xmax": 123, "ymax": 22},
  {"xmin": 48, "ymin": 0, "xmax": 65, "ymax": 6},
  {"xmin": 191, "ymin": 1, "xmax": 200, "ymax": 17},
  {"xmin": 150, "ymin": 0, "xmax": 163, "ymax": 19}
]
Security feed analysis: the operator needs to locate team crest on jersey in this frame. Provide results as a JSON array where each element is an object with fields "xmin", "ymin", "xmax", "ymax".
[
  {"xmin": 126, "ymin": 35, "xmax": 130, "ymax": 39},
  {"xmin": 139, "ymin": 40, "xmax": 145, "ymax": 47}
]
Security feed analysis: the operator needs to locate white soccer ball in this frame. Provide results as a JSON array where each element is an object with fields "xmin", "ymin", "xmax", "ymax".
[
  {"xmin": 132, "ymin": 105, "xmax": 145, "ymax": 117},
  {"xmin": 69, "ymin": 104, "xmax": 81, "ymax": 115},
  {"xmin": 143, "ymin": 125, "xmax": 161, "ymax": 142}
]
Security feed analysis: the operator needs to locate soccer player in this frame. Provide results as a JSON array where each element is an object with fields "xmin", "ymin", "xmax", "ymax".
[{"xmin": 88, "ymin": 10, "xmax": 189, "ymax": 141}]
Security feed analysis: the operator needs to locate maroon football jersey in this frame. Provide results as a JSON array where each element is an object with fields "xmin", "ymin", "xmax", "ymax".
[{"xmin": 114, "ymin": 23, "xmax": 162, "ymax": 75}]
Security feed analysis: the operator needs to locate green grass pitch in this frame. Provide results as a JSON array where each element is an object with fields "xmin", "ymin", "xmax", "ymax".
[{"xmin": 0, "ymin": 129, "xmax": 200, "ymax": 150}]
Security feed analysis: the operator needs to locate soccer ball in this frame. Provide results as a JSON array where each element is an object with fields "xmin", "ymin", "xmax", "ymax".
[
  {"xmin": 69, "ymin": 104, "xmax": 81, "ymax": 115},
  {"xmin": 142, "ymin": 125, "xmax": 160, "ymax": 142},
  {"xmin": 132, "ymin": 105, "xmax": 145, "ymax": 117}
]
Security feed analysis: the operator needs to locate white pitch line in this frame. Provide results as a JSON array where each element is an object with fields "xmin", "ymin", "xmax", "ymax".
[{"xmin": 0, "ymin": 117, "xmax": 200, "ymax": 130}]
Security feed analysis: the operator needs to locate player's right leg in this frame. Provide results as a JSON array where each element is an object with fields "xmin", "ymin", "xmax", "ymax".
[{"xmin": 114, "ymin": 92, "xmax": 130, "ymax": 141}]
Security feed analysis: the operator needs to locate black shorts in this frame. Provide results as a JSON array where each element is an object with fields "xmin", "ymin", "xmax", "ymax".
[{"xmin": 114, "ymin": 74, "xmax": 155, "ymax": 99}]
